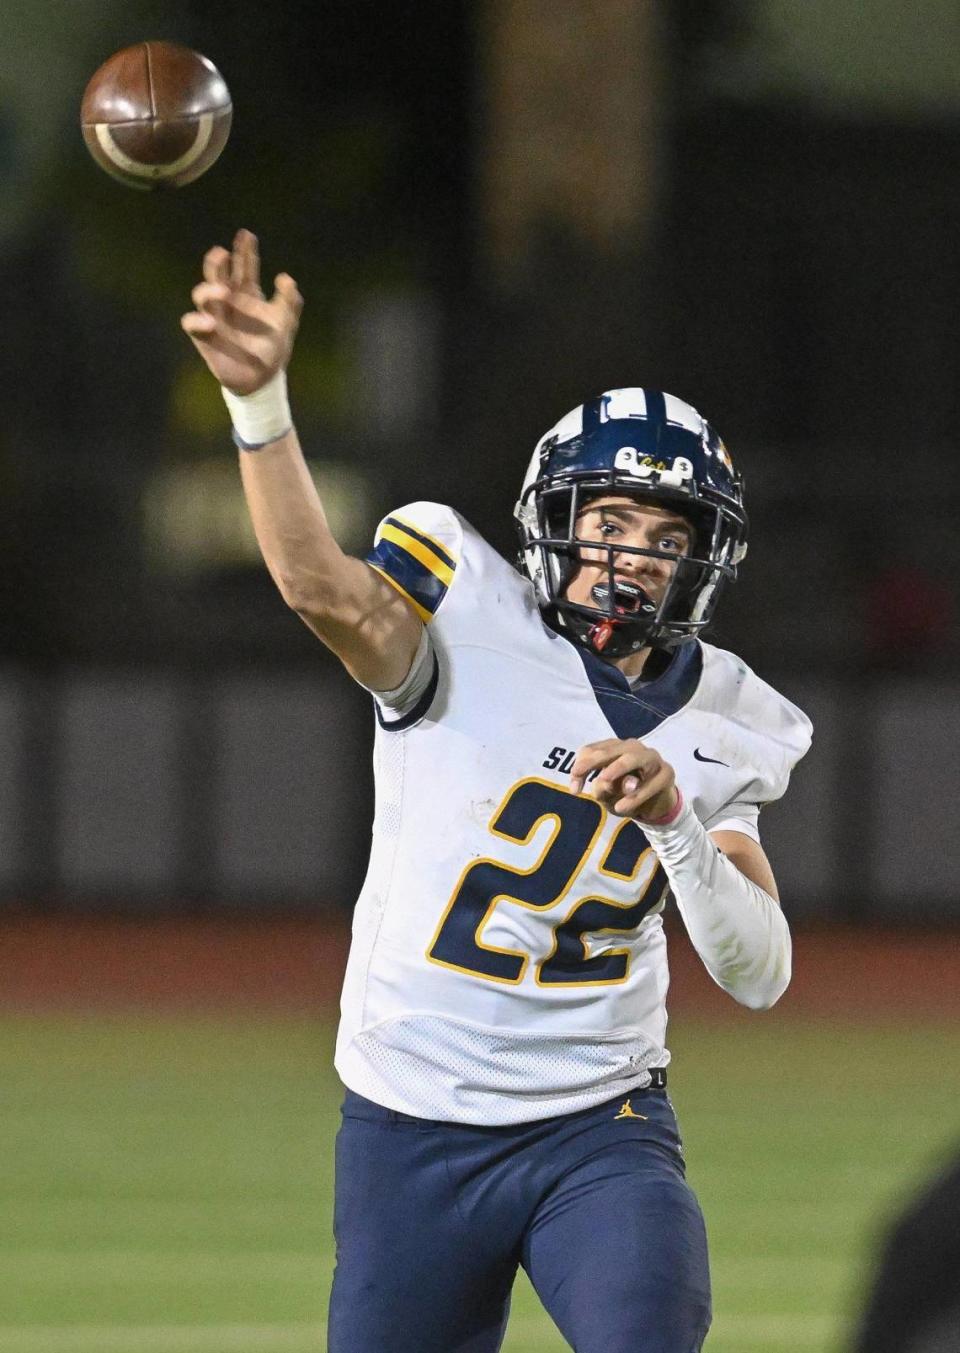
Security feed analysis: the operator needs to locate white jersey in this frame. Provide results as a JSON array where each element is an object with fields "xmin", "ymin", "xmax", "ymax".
[{"xmin": 335, "ymin": 502, "xmax": 812, "ymax": 1124}]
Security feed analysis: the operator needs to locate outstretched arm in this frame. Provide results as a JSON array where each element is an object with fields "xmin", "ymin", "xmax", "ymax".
[{"xmin": 180, "ymin": 229, "xmax": 422, "ymax": 692}]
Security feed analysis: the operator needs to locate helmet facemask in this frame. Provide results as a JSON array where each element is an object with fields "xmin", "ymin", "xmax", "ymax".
[{"xmin": 518, "ymin": 468, "xmax": 746, "ymax": 659}]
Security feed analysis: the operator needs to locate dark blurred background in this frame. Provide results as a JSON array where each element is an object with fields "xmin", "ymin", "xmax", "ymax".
[{"xmin": 2, "ymin": 0, "xmax": 959, "ymax": 915}]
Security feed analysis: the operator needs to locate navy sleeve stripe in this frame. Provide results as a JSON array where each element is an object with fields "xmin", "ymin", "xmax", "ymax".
[
  {"xmin": 366, "ymin": 538, "xmax": 447, "ymax": 617},
  {"xmin": 375, "ymin": 651, "xmax": 440, "ymax": 732}
]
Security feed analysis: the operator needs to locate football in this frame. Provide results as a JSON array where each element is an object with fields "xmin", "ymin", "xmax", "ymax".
[{"xmin": 81, "ymin": 41, "xmax": 232, "ymax": 190}]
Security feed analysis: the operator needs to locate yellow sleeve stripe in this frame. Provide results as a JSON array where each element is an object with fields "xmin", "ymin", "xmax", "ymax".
[
  {"xmin": 389, "ymin": 515, "xmax": 459, "ymax": 571},
  {"xmin": 378, "ymin": 522, "xmax": 456, "ymax": 587},
  {"xmin": 368, "ymin": 564, "xmax": 434, "ymax": 624}
]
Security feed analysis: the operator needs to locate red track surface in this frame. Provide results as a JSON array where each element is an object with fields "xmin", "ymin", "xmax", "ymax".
[{"xmin": 1, "ymin": 916, "xmax": 958, "ymax": 1018}]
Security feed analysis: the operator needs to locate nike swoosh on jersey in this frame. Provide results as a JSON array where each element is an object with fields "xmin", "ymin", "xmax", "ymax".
[{"xmin": 693, "ymin": 748, "xmax": 729, "ymax": 766}]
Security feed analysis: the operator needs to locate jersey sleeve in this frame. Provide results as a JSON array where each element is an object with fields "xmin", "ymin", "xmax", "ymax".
[
  {"xmin": 364, "ymin": 623, "xmax": 437, "ymax": 723},
  {"xmin": 365, "ymin": 502, "xmax": 463, "ymax": 625},
  {"xmin": 364, "ymin": 499, "xmax": 541, "ymax": 733},
  {"xmin": 700, "ymin": 800, "xmax": 761, "ymax": 841}
]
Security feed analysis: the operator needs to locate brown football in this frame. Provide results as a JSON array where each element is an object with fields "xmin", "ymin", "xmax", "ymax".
[{"xmin": 81, "ymin": 41, "xmax": 232, "ymax": 190}]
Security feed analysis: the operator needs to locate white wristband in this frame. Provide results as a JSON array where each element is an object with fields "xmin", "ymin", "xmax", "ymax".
[{"xmin": 221, "ymin": 370, "xmax": 292, "ymax": 450}]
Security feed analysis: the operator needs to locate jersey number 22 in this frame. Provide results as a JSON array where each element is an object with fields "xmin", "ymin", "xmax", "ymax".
[{"xmin": 427, "ymin": 777, "xmax": 668, "ymax": 987}]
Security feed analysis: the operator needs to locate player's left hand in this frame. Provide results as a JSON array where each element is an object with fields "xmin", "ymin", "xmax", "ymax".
[{"xmin": 569, "ymin": 738, "xmax": 679, "ymax": 822}]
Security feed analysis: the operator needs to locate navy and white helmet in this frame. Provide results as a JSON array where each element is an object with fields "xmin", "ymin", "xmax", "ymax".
[{"xmin": 514, "ymin": 388, "xmax": 748, "ymax": 657}]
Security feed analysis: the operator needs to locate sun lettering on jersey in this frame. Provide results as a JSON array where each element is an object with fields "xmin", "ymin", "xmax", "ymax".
[{"xmin": 542, "ymin": 747, "xmax": 602, "ymax": 780}]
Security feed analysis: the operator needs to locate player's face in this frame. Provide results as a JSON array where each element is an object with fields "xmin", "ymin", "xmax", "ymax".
[{"xmin": 564, "ymin": 496, "xmax": 694, "ymax": 612}]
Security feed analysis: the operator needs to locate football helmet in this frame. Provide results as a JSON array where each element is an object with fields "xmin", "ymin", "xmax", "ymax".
[{"xmin": 515, "ymin": 388, "xmax": 748, "ymax": 657}]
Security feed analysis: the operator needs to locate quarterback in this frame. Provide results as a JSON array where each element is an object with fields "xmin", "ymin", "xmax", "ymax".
[{"xmin": 183, "ymin": 231, "xmax": 811, "ymax": 1353}]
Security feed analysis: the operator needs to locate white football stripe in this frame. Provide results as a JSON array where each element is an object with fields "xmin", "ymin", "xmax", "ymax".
[
  {"xmin": 535, "ymin": 403, "xmax": 584, "ymax": 453},
  {"xmin": 94, "ymin": 112, "xmax": 215, "ymax": 179}
]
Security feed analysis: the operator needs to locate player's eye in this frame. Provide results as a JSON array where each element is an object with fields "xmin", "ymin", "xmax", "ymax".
[
  {"xmin": 658, "ymin": 534, "xmax": 684, "ymax": 554},
  {"xmin": 597, "ymin": 520, "xmax": 622, "ymax": 537}
]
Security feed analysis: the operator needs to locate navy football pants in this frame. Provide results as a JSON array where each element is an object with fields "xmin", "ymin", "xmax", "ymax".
[{"xmin": 328, "ymin": 1087, "xmax": 711, "ymax": 1353}]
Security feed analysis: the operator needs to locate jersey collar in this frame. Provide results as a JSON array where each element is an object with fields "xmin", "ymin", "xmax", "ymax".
[{"xmin": 574, "ymin": 640, "xmax": 703, "ymax": 738}]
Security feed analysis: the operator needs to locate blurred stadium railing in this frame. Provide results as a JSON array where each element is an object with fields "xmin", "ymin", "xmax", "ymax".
[{"xmin": 1, "ymin": 664, "xmax": 958, "ymax": 920}]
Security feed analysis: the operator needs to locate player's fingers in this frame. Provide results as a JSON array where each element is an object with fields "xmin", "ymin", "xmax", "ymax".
[
  {"xmin": 230, "ymin": 229, "xmax": 248, "ymax": 290},
  {"xmin": 569, "ymin": 740, "xmax": 625, "ymax": 770},
  {"xmin": 203, "ymin": 245, "xmax": 231, "ymax": 286},
  {"xmin": 569, "ymin": 740, "xmax": 633, "ymax": 794},
  {"xmin": 212, "ymin": 291, "xmax": 282, "ymax": 341},
  {"xmin": 192, "ymin": 281, "xmax": 231, "ymax": 311},
  {"xmin": 246, "ymin": 231, "xmax": 261, "ymax": 291},
  {"xmin": 587, "ymin": 778, "xmax": 624, "ymax": 808},
  {"xmin": 614, "ymin": 769, "xmax": 677, "ymax": 819},
  {"xmin": 272, "ymin": 273, "xmax": 304, "ymax": 318},
  {"xmin": 592, "ymin": 749, "xmax": 659, "ymax": 789},
  {"xmin": 585, "ymin": 773, "xmax": 626, "ymax": 805},
  {"xmin": 180, "ymin": 311, "xmax": 217, "ymax": 336},
  {"xmin": 592, "ymin": 765, "xmax": 664, "ymax": 805},
  {"xmin": 190, "ymin": 286, "xmax": 276, "ymax": 337},
  {"xmin": 231, "ymin": 228, "xmax": 262, "ymax": 294},
  {"xmin": 224, "ymin": 288, "xmax": 278, "ymax": 324}
]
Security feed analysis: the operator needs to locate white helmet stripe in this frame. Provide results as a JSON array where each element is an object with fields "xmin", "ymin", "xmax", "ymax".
[
  {"xmin": 534, "ymin": 403, "xmax": 584, "ymax": 455},
  {"xmin": 662, "ymin": 392, "xmax": 706, "ymax": 433},
  {"xmin": 599, "ymin": 389, "xmax": 648, "ymax": 422}
]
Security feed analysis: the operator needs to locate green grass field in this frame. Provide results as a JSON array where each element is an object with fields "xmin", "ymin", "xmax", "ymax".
[{"xmin": 1, "ymin": 1012, "xmax": 956, "ymax": 1353}]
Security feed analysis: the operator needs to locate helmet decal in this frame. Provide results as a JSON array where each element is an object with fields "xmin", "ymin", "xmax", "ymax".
[{"xmin": 613, "ymin": 448, "xmax": 695, "ymax": 488}]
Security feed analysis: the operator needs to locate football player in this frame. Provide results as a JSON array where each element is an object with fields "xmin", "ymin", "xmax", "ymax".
[{"xmin": 183, "ymin": 230, "xmax": 812, "ymax": 1353}]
